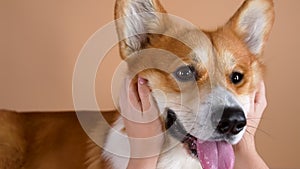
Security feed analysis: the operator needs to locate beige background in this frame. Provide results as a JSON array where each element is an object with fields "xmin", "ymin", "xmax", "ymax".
[{"xmin": 1, "ymin": 0, "xmax": 299, "ymax": 168}]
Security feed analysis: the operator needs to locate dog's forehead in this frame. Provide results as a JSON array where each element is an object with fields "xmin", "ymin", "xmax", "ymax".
[
  {"xmin": 149, "ymin": 29, "xmax": 213, "ymax": 65},
  {"xmin": 162, "ymin": 29, "xmax": 250, "ymax": 66},
  {"xmin": 208, "ymin": 29, "xmax": 253, "ymax": 67},
  {"xmin": 146, "ymin": 27, "xmax": 252, "ymax": 75}
]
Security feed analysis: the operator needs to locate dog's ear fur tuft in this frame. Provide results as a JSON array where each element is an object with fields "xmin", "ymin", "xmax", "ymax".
[
  {"xmin": 115, "ymin": 0, "xmax": 167, "ymax": 58},
  {"xmin": 227, "ymin": 0, "xmax": 275, "ymax": 55}
]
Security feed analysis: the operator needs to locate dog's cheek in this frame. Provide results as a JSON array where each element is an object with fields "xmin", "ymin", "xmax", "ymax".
[
  {"xmin": 139, "ymin": 70, "xmax": 180, "ymax": 91},
  {"xmin": 151, "ymin": 89, "xmax": 168, "ymax": 113},
  {"xmin": 238, "ymin": 95, "xmax": 251, "ymax": 117}
]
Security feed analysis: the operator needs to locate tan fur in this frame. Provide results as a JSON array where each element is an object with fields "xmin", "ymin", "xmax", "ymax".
[
  {"xmin": 0, "ymin": 110, "xmax": 118, "ymax": 169},
  {"xmin": 0, "ymin": 110, "xmax": 26, "ymax": 169},
  {"xmin": 206, "ymin": 27, "xmax": 261, "ymax": 95}
]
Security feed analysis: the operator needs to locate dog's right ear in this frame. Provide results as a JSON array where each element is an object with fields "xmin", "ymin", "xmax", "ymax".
[
  {"xmin": 226, "ymin": 0, "xmax": 275, "ymax": 56},
  {"xmin": 115, "ymin": 0, "xmax": 167, "ymax": 58}
]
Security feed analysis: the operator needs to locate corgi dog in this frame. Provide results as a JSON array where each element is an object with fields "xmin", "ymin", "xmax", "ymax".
[{"xmin": 0, "ymin": 0, "xmax": 274, "ymax": 169}]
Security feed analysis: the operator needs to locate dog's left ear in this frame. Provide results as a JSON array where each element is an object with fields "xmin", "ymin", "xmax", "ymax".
[{"xmin": 227, "ymin": 0, "xmax": 275, "ymax": 55}]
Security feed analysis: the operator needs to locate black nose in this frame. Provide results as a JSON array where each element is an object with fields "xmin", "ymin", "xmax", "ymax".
[{"xmin": 217, "ymin": 107, "xmax": 247, "ymax": 135}]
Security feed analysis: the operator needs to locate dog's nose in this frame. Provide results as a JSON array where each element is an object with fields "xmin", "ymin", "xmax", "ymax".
[{"xmin": 216, "ymin": 107, "xmax": 247, "ymax": 135}]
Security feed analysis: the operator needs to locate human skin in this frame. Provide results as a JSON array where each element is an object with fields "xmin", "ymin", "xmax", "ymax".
[{"xmin": 233, "ymin": 81, "xmax": 269, "ymax": 169}]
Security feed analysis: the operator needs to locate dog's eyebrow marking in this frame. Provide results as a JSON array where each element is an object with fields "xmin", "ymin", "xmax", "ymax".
[
  {"xmin": 191, "ymin": 48, "xmax": 209, "ymax": 67},
  {"xmin": 219, "ymin": 50, "xmax": 236, "ymax": 71}
]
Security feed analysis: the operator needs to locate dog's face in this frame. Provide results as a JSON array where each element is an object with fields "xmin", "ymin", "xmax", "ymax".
[{"xmin": 115, "ymin": 0, "xmax": 274, "ymax": 166}]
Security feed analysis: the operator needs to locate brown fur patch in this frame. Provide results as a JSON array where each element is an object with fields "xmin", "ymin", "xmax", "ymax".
[
  {"xmin": 0, "ymin": 110, "xmax": 26, "ymax": 169},
  {"xmin": 0, "ymin": 110, "xmax": 119, "ymax": 169}
]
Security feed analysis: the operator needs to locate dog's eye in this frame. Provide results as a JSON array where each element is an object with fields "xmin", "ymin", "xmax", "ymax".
[
  {"xmin": 174, "ymin": 65, "xmax": 197, "ymax": 82},
  {"xmin": 230, "ymin": 72, "xmax": 244, "ymax": 84}
]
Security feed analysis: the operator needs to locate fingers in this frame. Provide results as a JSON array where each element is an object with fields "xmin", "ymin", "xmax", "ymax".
[
  {"xmin": 119, "ymin": 76, "xmax": 159, "ymax": 123},
  {"xmin": 128, "ymin": 77, "xmax": 142, "ymax": 111},
  {"xmin": 125, "ymin": 76, "xmax": 152, "ymax": 112},
  {"xmin": 119, "ymin": 77, "xmax": 129, "ymax": 110},
  {"xmin": 235, "ymin": 81, "xmax": 268, "ymax": 152},
  {"xmin": 119, "ymin": 77, "xmax": 141, "ymax": 120},
  {"xmin": 119, "ymin": 77, "xmax": 164, "ymax": 158},
  {"xmin": 254, "ymin": 81, "xmax": 267, "ymax": 112},
  {"xmin": 255, "ymin": 81, "xmax": 267, "ymax": 104},
  {"xmin": 137, "ymin": 77, "xmax": 151, "ymax": 111},
  {"xmin": 137, "ymin": 77, "xmax": 160, "ymax": 121}
]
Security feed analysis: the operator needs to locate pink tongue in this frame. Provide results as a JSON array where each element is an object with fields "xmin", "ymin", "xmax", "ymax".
[{"xmin": 195, "ymin": 140, "xmax": 234, "ymax": 169}]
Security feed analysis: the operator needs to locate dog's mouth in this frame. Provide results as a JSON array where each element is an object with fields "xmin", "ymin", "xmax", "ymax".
[{"xmin": 166, "ymin": 109, "xmax": 235, "ymax": 169}]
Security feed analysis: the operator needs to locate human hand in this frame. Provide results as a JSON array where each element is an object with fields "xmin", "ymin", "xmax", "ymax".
[
  {"xmin": 233, "ymin": 81, "xmax": 269, "ymax": 169},
  {"xmin": 119, "ymin": 77, "xmax": 164, "ymax": 159},
  {"xmin": 237, "ymin": 81, "xmax": 267, "ymax": 150}
]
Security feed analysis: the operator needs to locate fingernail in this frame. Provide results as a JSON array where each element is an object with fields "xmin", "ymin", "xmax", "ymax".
[{"xmin": 138, "ymin": 77, "xmax": 147, "ymax": 85}]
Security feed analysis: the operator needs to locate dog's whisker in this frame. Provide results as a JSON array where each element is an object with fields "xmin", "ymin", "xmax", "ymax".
[
  {"xmin": 249, "ymin": 117, "xmax": 269, "ymax": 123},
  {"xmin": 247, "ymin": 117, "xmax": 263, "ymax": 120},
  {"xmin": 246, "ymin": 125, "xmax": 272, "ymax": 138},
  {"xmin": 245, "ymin": 130, "xmax": 255, "ymax": 137}
]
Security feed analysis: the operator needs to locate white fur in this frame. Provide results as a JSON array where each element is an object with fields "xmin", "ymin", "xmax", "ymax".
[
  {"xmin": 157, "ymin": 137, "xmax": 202, "ymax": 169},
  {"xmin": 122, "ymin": 0, "xmax": 162, "ymax": 51},
  {"xmin": 239, "ymin": 95, "xmax": 251, "ymax": 116},
  {"xmin": 238, "ymin": 1, "xmax": 269, "ymax": 54},
  {"xmin": 102, "ymin": 118, "xmax": 130, "ymax": 169},
  {"xmin": 103, "ymin": 119, "xmax": 203, "ymax": 169},
  {"xmin": 193, "ymin": 47, "xmax": 209, "ymax": 67}
]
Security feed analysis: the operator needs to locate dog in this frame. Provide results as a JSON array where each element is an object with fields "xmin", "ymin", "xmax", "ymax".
[{"xmin": 0, "ymin": 0, "xmax": 274, "ymax": 169}]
